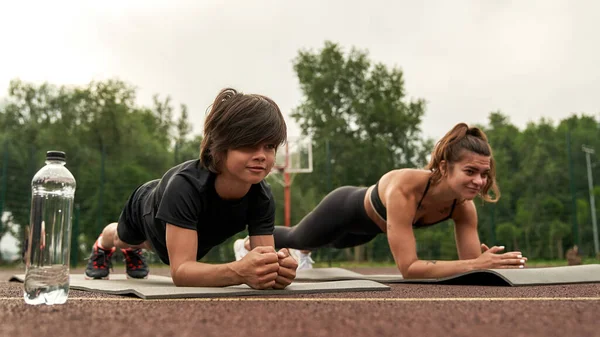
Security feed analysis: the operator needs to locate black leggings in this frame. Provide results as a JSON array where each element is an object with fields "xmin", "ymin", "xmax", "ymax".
[{"xmin": 273, "ymin": 186, "xmax": 384, "ymax": 250}]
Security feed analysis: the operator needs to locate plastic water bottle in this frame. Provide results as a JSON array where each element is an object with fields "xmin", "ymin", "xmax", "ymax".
[{"xmin": 24, "ymin": 151, "xmax": 76, "ymax": 305}]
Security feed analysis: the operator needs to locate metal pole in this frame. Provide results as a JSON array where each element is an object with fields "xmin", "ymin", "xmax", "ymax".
[
  {"xmin": 490, "ymin": 205, "xmax": 496, "ymax": 245},
  {"xmin": 70, "ymin": 203, "xmax": 80, "ymax": 268},
  {"xmin": 567, "ymin": 130, "xmax": 580, "ymax": 246},
  {"xmin": 284, "ymin": 142, "xmax": 291, "ymax": 227},
  {"xmin": 326, "ymin": 139, "xmax": 332, "ymax": 267},
  {"xmin": 97, "ymin": 143, "xmax": 105, "ymax": 233},
  {"xmin": 582, "ymin": 145, "xmax": 599, "ymax": 256},
  {"xmin": 0, "ymin": 140, "xmax": 8, "ymax": 223},
  {"xmin": 174, "ymin": 142, "xmax": 178, "ymax": 165}
]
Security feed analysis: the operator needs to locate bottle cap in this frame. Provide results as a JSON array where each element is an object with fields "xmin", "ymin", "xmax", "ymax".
[{"xmin": 46, "ymin": 151, "xmax": 66, "ymax": 161}]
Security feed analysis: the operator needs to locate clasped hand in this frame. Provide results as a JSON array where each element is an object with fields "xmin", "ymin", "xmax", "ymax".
[{"xmin": 237, "ymin": 246, "xmax": 298, "ymax": 290}]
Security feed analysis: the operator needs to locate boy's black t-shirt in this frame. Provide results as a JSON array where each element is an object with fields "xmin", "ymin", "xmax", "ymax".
[{"xmin": 136, "ymin": 159, "xmax": 275, "ymax": 265}]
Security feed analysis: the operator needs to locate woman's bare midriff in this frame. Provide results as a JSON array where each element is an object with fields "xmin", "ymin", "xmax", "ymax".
[{"xmin": 364, "ymin": 185, "xmax": 388, "ymax": 233}]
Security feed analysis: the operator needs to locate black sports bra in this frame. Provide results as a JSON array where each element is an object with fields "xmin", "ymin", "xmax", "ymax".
[{"xmin": 369, "ymin": 178, "xmax": 457, "ymax": 228}]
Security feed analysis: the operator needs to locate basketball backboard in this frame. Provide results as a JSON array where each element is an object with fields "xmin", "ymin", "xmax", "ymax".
[{"xmin": 273, "ymin": 137, "xmax": 313, "ymax": 174}]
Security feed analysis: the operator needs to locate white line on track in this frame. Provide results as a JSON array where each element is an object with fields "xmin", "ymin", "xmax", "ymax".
[{"xmin": 1, "ymin": 297, "xmax": 600, "ymax": 302}]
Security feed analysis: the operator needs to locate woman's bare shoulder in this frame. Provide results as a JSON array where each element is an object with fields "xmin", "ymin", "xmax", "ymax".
[{"xmin": 379, "ymin": 169, "xmax": 430, "ymax": 199}]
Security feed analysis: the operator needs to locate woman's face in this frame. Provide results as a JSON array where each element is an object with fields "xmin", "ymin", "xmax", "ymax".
[{"xmin": 444, "ymin": 151, "xmax": 491, "ymax": 200}]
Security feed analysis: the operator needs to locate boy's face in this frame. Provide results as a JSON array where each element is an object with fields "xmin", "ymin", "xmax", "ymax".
[{"xmin": 223, "ymin": 143, "xmax": 277, "ymax": 184}]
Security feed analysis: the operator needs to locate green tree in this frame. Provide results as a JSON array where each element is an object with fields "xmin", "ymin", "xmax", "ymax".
[
  {"xmin": 0, "ymin": 78, "xmax": 198, "ymax": 264},
  {"xmin": 291, "ymin": 41, "xmax": 428, "ymax": 197},
  {"xmin": 174, "ymin": 103, "xmax": 194, "ymax": 164},
  {"xmin": 495, "ymin": 222, "xmax": 521, "ymax": 251},
  {"xmin": 286, "ymin": 41, "xmax": 431, "ymax": 261}
]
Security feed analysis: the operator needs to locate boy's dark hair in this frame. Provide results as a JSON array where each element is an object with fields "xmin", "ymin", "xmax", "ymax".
[
  {"xmin": 425, "ymin": 123, "xmax": 500, "ymax": 203},
  {"xmin": 200, "ymin": 88, "xmax": 287, "ymax": 173}
]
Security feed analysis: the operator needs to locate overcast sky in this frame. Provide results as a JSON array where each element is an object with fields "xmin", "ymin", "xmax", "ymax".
[{"xmin": 0, "ymin": 0, "xmax": 598, "ymax": 141}]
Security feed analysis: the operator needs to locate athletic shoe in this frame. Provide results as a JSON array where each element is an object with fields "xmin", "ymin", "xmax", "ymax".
[
  {"xmin": 84, "ymin": 238, "xmax": 116, "ymax": 280},
  {"xmin": 122, "ymin": 248, "xmax": 149, "ymax": 279},
  {"xmin": 291, "ymin": 249, "xmax": 314, "ymax": 270},
  {"xmin": 234, "ymin": 237, "xmax": 249, "ymax": 261}
]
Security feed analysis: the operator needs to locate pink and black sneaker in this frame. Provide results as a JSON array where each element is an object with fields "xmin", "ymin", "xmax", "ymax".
[
  {"xmin": 84, "ymin": 238, "xmax": 116, "ymax": 280},
  {"xmin": 121, "ymin": 248, "xmax": 149, "ymax": 279}
]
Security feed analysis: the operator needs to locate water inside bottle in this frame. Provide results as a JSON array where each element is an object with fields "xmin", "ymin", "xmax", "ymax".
[
  {"xmin": 25, "ymin": 187, "xmax": 75, "ymax": 305},
  {"xmin": 27, "ymin": 189, "xmax": 74, "ymax": 267},
  {"xmin": 23, "ymin": 265, "xmax": 70, "ymax": 305}
]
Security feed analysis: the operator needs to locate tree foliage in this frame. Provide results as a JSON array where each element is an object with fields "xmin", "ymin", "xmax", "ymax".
[
  {"xmin": 291, "ymin": 41, "xmax": 430, "ymax": 196},
  {"xmin": 2, "ymin": 41, "xmax": 600, "ymax": 265},
  {"xmin": 0, "ymin": 79, "xmax": 199, "ymax": 264}
]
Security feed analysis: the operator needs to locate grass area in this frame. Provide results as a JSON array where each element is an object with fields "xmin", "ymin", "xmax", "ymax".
[{"xmin": 523, "ymin": 258, "xmax": 599, "ymax": 267}]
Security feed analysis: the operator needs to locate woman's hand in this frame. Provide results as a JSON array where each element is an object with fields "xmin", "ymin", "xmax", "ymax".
[{"xmin": 474, "ymin": 245, "xmax": 527, "ymax": 269}]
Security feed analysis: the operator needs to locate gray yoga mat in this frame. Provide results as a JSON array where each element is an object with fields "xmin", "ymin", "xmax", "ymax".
[
  {"xmin": 295, "ymin": 264, "xmax": 600, "ymax": 286},
  {"xmin": 9, "ymin": 274, "xmax": 390, "ymax": 300}
]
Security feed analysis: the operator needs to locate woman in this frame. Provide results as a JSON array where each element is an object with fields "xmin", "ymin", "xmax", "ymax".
[{"xmin": 238, "ymin": 123, "xmax": 527, "ymax": 279}]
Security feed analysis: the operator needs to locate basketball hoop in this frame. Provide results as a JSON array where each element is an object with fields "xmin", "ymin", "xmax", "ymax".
[{"xmin": 268, "ymin": 137, "xmax": 313, "ymax": 227}]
